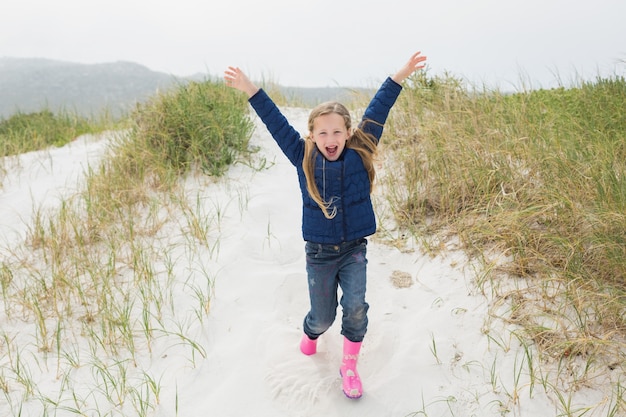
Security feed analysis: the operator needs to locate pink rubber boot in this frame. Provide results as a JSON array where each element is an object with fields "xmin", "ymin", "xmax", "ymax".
[
  {"xmin": 340, "ymin": 337, "xmax": 363, "ymax": 399},
  {"xmin": 300, "ymin": 334, "xmax": 317, "ymax": 355}
]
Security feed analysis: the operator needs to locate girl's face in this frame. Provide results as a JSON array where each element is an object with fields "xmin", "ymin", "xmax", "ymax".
[{"xmin": 310, "ymin": 113, "xmax": 350, "ymax": 161}]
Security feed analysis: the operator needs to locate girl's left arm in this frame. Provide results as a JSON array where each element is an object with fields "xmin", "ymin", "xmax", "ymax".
[
  {"xmin": 391, "ymin": 51, "xmax": 427, "ymax": 84},
  {"xmin": 360, "ymin": 78, "xmax": 403, "ymax": 141},
  {"xmin": 360, "ymin": 51, "xmax": 427, "ymax": 141}
]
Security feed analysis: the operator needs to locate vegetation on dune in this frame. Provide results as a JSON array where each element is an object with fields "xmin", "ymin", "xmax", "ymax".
[
  {"xmin": 382, "ymin": 72, "xmax": 626, "ymax": 408},
  {"xmin": 128, "ymin": 79, "xmax": 254, "ymax": 177},
  {"xmin": 387, "ymin": 74, "xmax": 626, "ymax": 290},
  {"xmin": 0, "ymin": 110, "xmax": 110, "ymax": 157},
  {"xmin": 0, "ymin": 78, "xmax": 255, "ymax": 415}
]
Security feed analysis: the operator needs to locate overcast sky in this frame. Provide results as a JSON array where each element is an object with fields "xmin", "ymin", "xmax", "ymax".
[{"xmin": 2, "ymin": 0, "xmax": 625, "ymax": 89}]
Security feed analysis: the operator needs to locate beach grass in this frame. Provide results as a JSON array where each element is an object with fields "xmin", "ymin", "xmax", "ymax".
[
  {"xmin": 0, "ymin": 78, "xmax": 254, "ymax": 415},
  {"xmin": 382, "ymin": 70, "xmax": 626, "ymax": 413},
  {"xmin": 0, "ymin": 109, "xmax": 114, "ymax": 157},
  {"xmin": 0, "ymin": 109, "xmax": 115, "ymax": 187}
]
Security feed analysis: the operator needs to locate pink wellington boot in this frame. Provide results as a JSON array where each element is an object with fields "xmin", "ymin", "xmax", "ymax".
[
  {"xmin": 300, "ymin": 334, "xmax": 317, "ymax": 355},
  {"xmin": 340, "ymin": 337, "xmax": 363, "ymax": 399}
]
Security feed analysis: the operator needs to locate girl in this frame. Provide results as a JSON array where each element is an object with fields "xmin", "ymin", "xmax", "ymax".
[{"xmin": 224, "ymin": 51, "xmax": 427, "ymax": 399}]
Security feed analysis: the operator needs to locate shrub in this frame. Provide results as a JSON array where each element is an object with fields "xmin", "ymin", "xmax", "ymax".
[{"xmin": 129, "ymin": 80, "xmax": 254, "ymax": 177}]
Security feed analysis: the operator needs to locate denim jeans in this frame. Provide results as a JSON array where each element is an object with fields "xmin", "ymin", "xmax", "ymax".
[{"xmin": 303, "ymin": 238, "xmax": 369, "ymax": 343}]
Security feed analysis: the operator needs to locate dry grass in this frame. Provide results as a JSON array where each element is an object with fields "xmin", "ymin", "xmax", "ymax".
[
  {"xmin": 381, "ymin": 70, "xmax": 626, "ymax": 414},
  {"xmin": 0, "ymin": 79, "xmax": 254, "ymax": 415}
]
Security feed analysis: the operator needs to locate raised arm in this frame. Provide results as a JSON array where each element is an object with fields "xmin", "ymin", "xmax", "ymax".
[
  {"xmin": 223, "ymin": 65, "xmax": 304, "ymax": 166},
  {"xmin": 358, "ymin": 51, "xmax": 428, "ymax": 140},
  {"xmin": 391, "ymin": 51, "xmax": 427, "ymax": 84},
  {"xmin": 224, "ymin": 66, "xmax": 260, "ymax": 98}
]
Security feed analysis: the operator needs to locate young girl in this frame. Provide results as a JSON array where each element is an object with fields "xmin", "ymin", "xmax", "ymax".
[{"xmin": 224, "ymin": 51, "xmax": 427, "ymax": 399}]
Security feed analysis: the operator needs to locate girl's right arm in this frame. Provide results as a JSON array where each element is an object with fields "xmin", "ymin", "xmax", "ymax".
[
  {"xmin": 224, "ymin": 67, "xmax": 304, "ymax": 166},
  {"xmin": 224, "ymin": 66, "xmax": 259, "ymax": 97}
]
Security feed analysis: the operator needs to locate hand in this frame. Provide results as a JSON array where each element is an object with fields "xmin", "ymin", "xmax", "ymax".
[
  {"xmin": 391, "ymin": 51, "xmax": 427, "ymax": 84},
  {"xmin": 224, "ymin": 66, "xmax": 260, "ymax": 97}
]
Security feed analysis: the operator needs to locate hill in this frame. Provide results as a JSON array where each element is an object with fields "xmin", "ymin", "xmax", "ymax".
[
  {"xmin": 0, "ymin": 58, "xmax": 183, "ymax": 119},
  {"xmin": 0, "ymin": 57, "xmax": 374, "ymax": 120}
]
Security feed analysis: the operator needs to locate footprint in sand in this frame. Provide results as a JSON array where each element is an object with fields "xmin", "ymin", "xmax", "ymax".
[
  {"xmin": 264, "ymin": 356, "xmax": 339, "ymax": 411},
  {"xmin": 389, "ymin": 270, "xmax": 413, "ymax": 288}
]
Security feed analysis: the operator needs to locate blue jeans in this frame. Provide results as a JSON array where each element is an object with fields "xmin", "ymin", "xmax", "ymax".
[{"xmin": 303, "ymin": 238, "xmax": 369, "ymax": 343}]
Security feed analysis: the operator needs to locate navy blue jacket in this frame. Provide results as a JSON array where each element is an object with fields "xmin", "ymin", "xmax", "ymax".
[{"xmin": 249, "ymin": 77, "xmax": 402, "ymax": 244}]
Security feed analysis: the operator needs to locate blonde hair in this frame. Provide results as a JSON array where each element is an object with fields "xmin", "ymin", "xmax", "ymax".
[{"xmin": 303, "ymin": 101, "xmax": 379, "ymax": 219}]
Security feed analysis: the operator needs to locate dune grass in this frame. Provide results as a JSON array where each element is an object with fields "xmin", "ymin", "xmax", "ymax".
[
  {"xmin": 0, "ymin": 109, "xmax": 115, "ymax": 188},
  {"xmin": 0, "ymin": 109, "xmax": 113, "ymax": 157},
  {"xmin": 381, "ymin": 71, "xmax": 626, "ymax": 413},
  {"xmin": 129, "ymin": 79, "xmax": 254, "ymax": 177},
  {"xmin": 0, "ymin": 79, "xmax": 254, "ymax": 416}
]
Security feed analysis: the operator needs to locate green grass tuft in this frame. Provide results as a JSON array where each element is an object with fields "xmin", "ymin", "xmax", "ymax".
[
  {"xmin": 129, "ymin": 79, "xmax": 254, "ymax": 177},
  {"xmin": 0, "ymin": 109, "xmax": 111, "ymax": 157}
]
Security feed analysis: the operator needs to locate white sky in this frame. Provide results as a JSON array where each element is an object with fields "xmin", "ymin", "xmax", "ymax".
[{"xmin": 2, "ymin": 0, "xmax": 625, "ymax": 89}]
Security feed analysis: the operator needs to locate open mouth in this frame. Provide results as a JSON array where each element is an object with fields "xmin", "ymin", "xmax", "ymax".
[{"xmin": 326, "ymin": 146, "xmax": 338, "ymax": 158}]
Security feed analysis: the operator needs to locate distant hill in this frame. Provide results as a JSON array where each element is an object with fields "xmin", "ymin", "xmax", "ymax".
[
  {"xmin": 0, "ymin": 57, "xmax": 374, "ymax": 120},
  {"xmin": 0, "ymin": 58, "xmax": 184, "ymax": 119}
]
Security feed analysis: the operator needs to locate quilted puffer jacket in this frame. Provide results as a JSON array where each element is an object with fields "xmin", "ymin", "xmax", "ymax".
[{"xmin": 248, "ymin": 77, "xmax": 402, "ymax": 244}]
